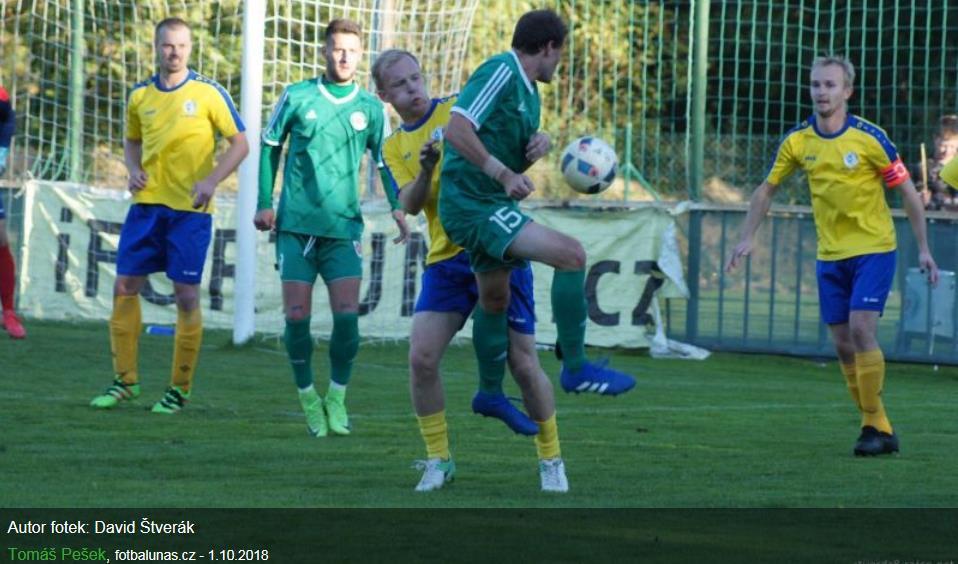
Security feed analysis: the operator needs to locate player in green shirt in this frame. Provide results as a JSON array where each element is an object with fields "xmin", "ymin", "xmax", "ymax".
[
  {"xmin": 439, "ymin": 9, "xmax": 636, "ymax": 402},
  {"xmin": 256, "ymin": 18, "xmax": 408, "ymax": 437}
]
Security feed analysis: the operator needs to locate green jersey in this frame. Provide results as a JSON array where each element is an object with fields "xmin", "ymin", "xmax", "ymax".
[
  {"xmin": 441, "ymin": 50, "xmax": 541, "ymax": 203},
  {"xmin": 261, "ymin": 77, "xmax": 387, "ymax": 239}
]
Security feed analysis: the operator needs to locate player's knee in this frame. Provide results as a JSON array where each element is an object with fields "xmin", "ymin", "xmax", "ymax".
[
  {"xmin": 285, "ymin": 303, "xmax": 309, "ymax": 322},
  {"xmin": 849, "ymin": 324, "xmax": 876, "ymax": 350},
  {"xmin": 113, "ymin": 279, "xmax": 140, "ymax": 297},
  {"xmin": 480, "ymin": 294, "xmax": 509, "ymax": 313},
  {"xmin": 409, "ymin": 346, "xmax": 440, "ymax": 381},
  {"xmin": 508, "ymin": 353, "xmax": 538, "ymax": 384},
  {"xmin": 174, "ymin": 289, "xmax": 200, "ymax": 311},
  {"xmin": 557, "ymin": 239, "xmax": 586, "ymax": 271}
]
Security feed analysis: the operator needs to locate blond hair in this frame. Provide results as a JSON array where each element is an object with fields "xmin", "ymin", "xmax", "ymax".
[
  {"xmin": 371, "ymin": 49, "xmax": 420, "ymax": 90},
  {"xmin": 811, "ymin": 55, "xmax": 856, "ymax": 88}
]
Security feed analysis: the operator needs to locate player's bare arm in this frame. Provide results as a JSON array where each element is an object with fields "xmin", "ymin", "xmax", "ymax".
[
  {"xmin": 192, "ymin": 132, "xmax": 249, "ymax": 211},
  {"xmin": 726, "ymin": 180, "xmax": 778, "ymax": 272},
  {"xmin": 897, "ymin": 177, "xmax": 940, "ymax": 286},
  {"xmin": 391, "ymin": 209, "xmax": 410, "ymax": 244},
  {"xmin": 124, "ymin": 138, "xmax": 148, "ymax": 193},
  {"xmin": 398, "ymin": 139, "xmax": 440, "ymax": 215},
  {"xmin": 445, "ymin": 112, "xmax": 534, "ymax": 200}
]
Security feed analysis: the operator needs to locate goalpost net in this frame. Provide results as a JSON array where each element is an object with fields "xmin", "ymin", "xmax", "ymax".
[{"xmin": 1, "ymin": 0, "xmax": 482, "ymax": 343}]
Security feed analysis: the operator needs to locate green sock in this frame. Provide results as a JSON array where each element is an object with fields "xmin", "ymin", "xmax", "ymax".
[
  {"xmin": 472, "ymin": 306, "xmax": 507, "ymax": 395},
  {"xmin": 284, "ymin": 316, "xmax": 314, "ymax": 389},
  {"xmin": 552, "ymin": 270, "xmax": 587, "ymax": 372},
  {"xmin": 329, "ymin": 312, "xmax": 359, "ymax": 386}
]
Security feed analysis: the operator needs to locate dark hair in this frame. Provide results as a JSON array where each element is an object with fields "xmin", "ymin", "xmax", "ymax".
[
  {"xmin": 511, "ymin": 9, "xmax": 567, "ymax": 54},
  {"xmin": 155, "ymin": 17, "xmax": 191, "ymax": 39},
  {"xmin": 325, "ymin": 18, "xmax": 362, "ymax": 43}
]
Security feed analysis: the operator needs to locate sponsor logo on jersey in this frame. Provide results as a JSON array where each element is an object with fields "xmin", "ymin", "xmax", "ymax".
[
  {"xmin": 843, "ymin": 151, "xmax": 859, "ymax": 168},
  {"xmin": 305, "ymin": 109, "xmax": 317, "ymax": 121},
  {"xmin": 430, "ymin": 127, "xmax": 444, "ymax": 142},
  {"xmin": 353, "ymin": 240, "xmax": 363, "ymax": 257},
  {"xmin": 349, "ymin": 111, "xmax": 368, "ymax": 131},
  {"xmin": 183, "ymin": 100, "xmax": 197, "ymax": 116},
  {"xmin": 518, "ymin": 101, "xmax": 527, "ymax": 113}
]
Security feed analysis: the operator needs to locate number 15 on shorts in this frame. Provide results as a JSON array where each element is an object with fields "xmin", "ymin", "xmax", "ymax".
[{"xmin": 490, "ymin": 206, "xmax": 523, "ymax": 234}]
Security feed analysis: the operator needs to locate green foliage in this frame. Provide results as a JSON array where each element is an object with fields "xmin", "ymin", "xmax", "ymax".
[{"xmin": 4, "ymin": 1, "xmax": 958, "ymax": 202}]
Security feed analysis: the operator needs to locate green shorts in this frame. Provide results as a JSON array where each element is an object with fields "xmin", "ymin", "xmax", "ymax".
[
  {"xmin": 275, "ymin": 231, "xmax": 363, "ymax": 284},
  {"xmin": 438, "ymin": 187, "xmax": 530, "ymax": 273}
]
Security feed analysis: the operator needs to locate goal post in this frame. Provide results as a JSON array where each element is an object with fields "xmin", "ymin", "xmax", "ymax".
[{"xmin": 233, "ymin": 0, "xmax": 481, "ymax": 344}]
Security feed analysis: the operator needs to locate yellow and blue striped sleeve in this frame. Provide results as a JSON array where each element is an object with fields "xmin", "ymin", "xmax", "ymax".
[
  {"xmin": 201, "ymin": 78, "xmax": 245, "ymax": 137},
  {"xmin": 125, "ymin": 80, "xmax": 150, "ymax": 141},
  {"xmin": 854, "ymin": 117, "xmax": 910, "ymax": 188}
]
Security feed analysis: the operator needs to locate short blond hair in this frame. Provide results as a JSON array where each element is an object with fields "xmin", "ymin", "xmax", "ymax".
[
  {"xmin": 371, "ymin": 49, "xmax": 420, "ymax": 90},
  {"xmin": 811, "ymin": 55, "xmax": 855, "ymax": 88}
]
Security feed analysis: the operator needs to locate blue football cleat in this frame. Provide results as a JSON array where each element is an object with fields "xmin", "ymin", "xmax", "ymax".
[
  {"xmin": 560, "ymin": 359, "xmax": 636, "ymax": 396},
  {"xmin": 471, "ymin": 391, "xmax": 539, "ymax": 436}
]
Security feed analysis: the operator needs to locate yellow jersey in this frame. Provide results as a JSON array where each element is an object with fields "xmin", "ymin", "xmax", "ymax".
[
  {"xmin": 765, "ymin": 114, "xmax": 910, "ymax": 260},
  {"xmin": 382, "ymin": 96, "xmax": 461, "ymax": 265},
  {"xmin": 126, "ymin": 70, "xmax": 245, "ymax": 213}
]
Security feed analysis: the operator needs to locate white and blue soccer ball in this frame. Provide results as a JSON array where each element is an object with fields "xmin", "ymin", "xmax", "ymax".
[{"xmin": 560, "ymin": 136, "xmax": 618, "ymax": 195}]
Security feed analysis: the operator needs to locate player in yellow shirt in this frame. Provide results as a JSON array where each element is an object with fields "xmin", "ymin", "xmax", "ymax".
[
  {"xmin": 374, "ymin": 49, "xmax": 568, "ymax": 492},
  {"xmin": 90, "ymin": 17, "xmax": 249, "ymax": 413},
  {"xmin": 727, "ymin": 55, "xmax": 938, "ymax": 456}
]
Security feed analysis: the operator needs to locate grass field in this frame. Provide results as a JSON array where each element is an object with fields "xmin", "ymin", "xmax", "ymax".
[{"xmin": 2, "ymin": 320, "xmax": 958, "ymax": 509}]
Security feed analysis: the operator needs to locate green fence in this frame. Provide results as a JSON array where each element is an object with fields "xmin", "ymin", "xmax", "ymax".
[{"xmin": 3, "ymin": 1, "xmax": 958, "ymax": 360}]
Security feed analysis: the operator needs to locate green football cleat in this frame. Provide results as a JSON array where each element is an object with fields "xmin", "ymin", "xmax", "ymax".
[
  {"xmin": 299, "ymin": 388, "xmax": 327, "ymax": 437},
  {"xmin": 324, "ymin": 390, "xmax": 350, "ymax": 435},
  {"xmin": 90, "ymin": 379, "xmax": 141, "ymax": 409},
  {"xmin": 151, "ymin": 386, "xmax": 190, "ymax": 414}
]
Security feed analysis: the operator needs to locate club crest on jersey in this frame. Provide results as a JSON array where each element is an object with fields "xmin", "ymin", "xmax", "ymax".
[
  {"xmin": 430, "ymin": 127, "xmax": 444, "ymax": 142},
  {"xmin": 183, "ymin": 100, "xmax": 197, "ymax": 116},
  {"xmin": 305, "ymin": 109, "xmax": 317, "ymax": 121},
  {"xmin": 843, "ymin": 151, "xmax": 859, "ymax": 168},
  {"xmin": 353, "ymin": 240, "xmax": 363, "ymax": 257},
  {"xmin": 349, "ymin": 111, "xmax": 368, "ymax": 131}
]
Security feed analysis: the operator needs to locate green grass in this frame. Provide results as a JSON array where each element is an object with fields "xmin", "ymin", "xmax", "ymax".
[{"xmin": 2, "ymin": 320, "xmax": 958, "ymax": 508}]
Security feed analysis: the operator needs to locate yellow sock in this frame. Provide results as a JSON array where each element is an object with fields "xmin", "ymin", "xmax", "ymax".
[
  {"xmin": 171, "ymin": 307, "xmax": 203, "ymax": 393},
  {"xmin": 856, "ymin": 349, "xmax": 893, "ymax": 434},
  {"xmin": 535, "ymin": 413, "xmax": 561, "ymax": 460},
  {"xmin": 417, "ymin": 410, "xmax": 450, "ymax": 460},
  {"xmin": 840, "ymin": 362, "xmax": 862, "ymax": 413},
  {"xmin": 109, "ymin": 295, "xmax": 141, "ymax": 385}
]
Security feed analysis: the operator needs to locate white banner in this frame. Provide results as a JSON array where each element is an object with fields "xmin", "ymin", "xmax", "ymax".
[{"xmin": 19, "ymin": 181, "xmax": 687, "ymax": 347}]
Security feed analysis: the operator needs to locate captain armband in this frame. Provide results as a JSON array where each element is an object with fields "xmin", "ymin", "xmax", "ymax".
[{"xmin": 882, "ymin": 157, "xmax": 910, "ymax": 188}]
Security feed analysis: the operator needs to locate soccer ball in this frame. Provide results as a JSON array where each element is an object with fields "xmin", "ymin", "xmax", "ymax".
[{"xmin": 560, "ymin": 136, "xmax": 618, "ymax": 194}]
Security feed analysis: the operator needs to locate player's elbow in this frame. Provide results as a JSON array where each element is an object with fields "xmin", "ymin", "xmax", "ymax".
[{"xmin": 231, "ymin": 133, "xmax": 250, "ymax": 159}]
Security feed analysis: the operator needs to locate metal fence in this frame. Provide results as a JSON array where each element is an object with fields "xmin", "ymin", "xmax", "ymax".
[
  {"xmin": 667, "ymin": 207, "xmax": 958, "ymax": 364},
  {"xmin": 4, "ymin": 1, "xmax": 958, "ymax": 362}
]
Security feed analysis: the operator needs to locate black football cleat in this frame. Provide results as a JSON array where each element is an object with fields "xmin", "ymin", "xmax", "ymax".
[{"xmin": 853, "ymin": 425, "xmax": 900, "ymax": 456}]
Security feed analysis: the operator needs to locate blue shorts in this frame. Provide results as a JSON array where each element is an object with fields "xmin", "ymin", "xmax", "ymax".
[
  {"xmin": 116, "ymin": 204, "xmax": 213, "ymax": 285},
  {"xmin": 415, "ymin": 251, "xmax": 536, "ymax": 334},
  {"xmin": 816, "ymin": 250, "xmax": 896, "ymax": 325}
]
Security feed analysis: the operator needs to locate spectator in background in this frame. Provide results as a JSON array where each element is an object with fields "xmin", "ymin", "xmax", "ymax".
[
  {"xmin": 917, "ymin": 114, "xmax": 958, "ymax": 210},
  {"xmin": 0, "ymin": 83, "xmax": 26, "ymax": 339}
]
